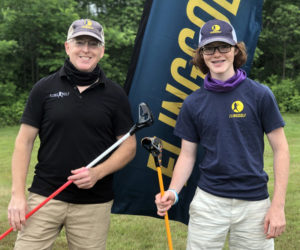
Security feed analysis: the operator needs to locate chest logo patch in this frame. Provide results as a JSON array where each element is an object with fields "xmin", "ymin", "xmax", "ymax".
[
  {"xmin": 49, "ymin": 91, "xmax": 70, "ymax": 98},
  {"xmin": 231, "ymin": 101, "xmax": 244, "ymax": 113},
  {"xmin": 229, "ymin": 100, "xmax": 246, "ymax": 118}
]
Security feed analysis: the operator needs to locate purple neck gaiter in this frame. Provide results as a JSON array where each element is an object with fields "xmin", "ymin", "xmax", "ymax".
[{"xmin": 204, "ymin": 69, "xmax": 247, "ymax": 93}]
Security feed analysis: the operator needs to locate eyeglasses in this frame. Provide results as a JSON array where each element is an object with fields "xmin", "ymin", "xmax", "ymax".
[
  {"xmin": 200, "ymin": 44, "xmax": 234, "ymax": 55},
  {"xmin": 70, "ymin": 39, "xmax": 102, "ymax": 49}
]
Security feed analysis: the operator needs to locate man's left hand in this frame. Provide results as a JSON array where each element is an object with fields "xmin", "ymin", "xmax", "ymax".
[
  {"xmin": 264, "ymin": 205, "xmax": 286, "ymax": 239},
  {"xmin": 68, "ymin": 167, "xmax": 98, "ymax": 189}
]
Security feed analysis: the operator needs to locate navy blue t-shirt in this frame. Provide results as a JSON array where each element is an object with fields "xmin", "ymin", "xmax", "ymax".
[{"xmin": 174, "ymin": 78, "xmax": 284, "ymax": 200}]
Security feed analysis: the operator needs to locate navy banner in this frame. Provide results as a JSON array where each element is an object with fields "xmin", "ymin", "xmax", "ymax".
[{"xmin": 112, "ymin": 0, "xmax": 263, "ymax": 225}]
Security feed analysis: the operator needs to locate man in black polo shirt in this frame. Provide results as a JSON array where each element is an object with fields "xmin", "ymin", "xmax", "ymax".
[{"xmin": 8, "ymin": 19, "xmax": 136, "ymax": 250}]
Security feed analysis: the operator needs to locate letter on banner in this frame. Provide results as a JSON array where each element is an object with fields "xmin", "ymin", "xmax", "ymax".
[
  {"xmin": 213, "ymin": 0, "xmax": 241, "ymax": 16},
  {"xmin": 187, "ymin": 0, "xmax": 230, "ymax": 27},
  {"xmin": 171, "ymin": 58, "xmax": 200, "ymax": 92}
]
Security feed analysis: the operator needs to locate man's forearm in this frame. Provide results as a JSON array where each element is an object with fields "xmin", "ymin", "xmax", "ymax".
[
  {"xmin": 11, "ymin": 124, "xmax": 38, "ymax": 196},
  {"xmin": 11, "ymin": 143, "xmax": 33, "ymax": 196},
  {"xmin": 271, "ymin": 151, "xmax": 289, "ymax": 208},
  {"xmin": 169, "ymin": 139, "xmax": 197, "ymax": 194}
]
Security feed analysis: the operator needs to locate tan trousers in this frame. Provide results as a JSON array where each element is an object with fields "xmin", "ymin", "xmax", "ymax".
[{"xmin": 14, "ymin": 192, "xmax": 113, "ymax": 250}]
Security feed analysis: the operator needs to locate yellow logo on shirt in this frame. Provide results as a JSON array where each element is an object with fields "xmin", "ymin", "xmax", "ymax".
[
  {"xmin": 232, "ymin": 101, "xmax": 244, "ymax": 113},
  {"xmin": 229, "ymin": 100, "xmax": 246, "ymax": 118}
]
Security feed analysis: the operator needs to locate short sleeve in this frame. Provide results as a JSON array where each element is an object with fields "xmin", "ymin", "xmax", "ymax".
[
  {"xmin": 174, "ymin": 99, "xmax": 200, "ymax": 143},
  {"xmin": 260, "ymin": 86, "xmax": 285, "ymax": 133},
  {"xmin": 21, "ymin": 82, "xmax": 44, "ymax": 128}
]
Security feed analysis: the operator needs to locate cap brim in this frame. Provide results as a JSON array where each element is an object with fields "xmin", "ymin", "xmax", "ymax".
[
  {"xmin": 199, "ymin": 37, "xmax": 236, "ymax": 47},
  {"xmin": 68, "ymin": 31, "xmax": 104, "ymax": 44}
]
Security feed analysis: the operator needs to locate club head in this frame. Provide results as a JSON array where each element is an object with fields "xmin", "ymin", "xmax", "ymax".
[
  {"xmin": 141, "ymin": 137, "xmax": 162, "ymax": 157},
  {"xmin": 130, "ymin": 103, "xmax": 154, "ymax": 135},
  {"xmin": 138, "ymin": 102, "xmax": 154, "ymax": 127}
]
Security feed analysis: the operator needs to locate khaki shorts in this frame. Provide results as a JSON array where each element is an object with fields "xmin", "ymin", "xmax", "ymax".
[
  {"xmin": 14, "ymin": 192, "xmax": 113, "ymax": 250},
  {"xmin": 187, "ymin": 188, "xmax": 274, "ymax": 250}
]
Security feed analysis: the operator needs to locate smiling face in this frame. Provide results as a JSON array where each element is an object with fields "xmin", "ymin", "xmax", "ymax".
[
  {"xmin": 202, "ymin": 42, "xmax": 238, "ymax": 81},
  {"xmin": 65, "ymin": 35, "xmax": 105, "ymax": 72}
]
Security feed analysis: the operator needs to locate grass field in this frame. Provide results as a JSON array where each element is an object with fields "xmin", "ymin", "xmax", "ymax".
[{"xmin": 0, "ymin": 113, "xmax": 299, "ymax": 249}]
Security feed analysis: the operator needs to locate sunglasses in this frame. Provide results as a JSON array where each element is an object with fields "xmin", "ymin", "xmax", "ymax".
[{"xmin": 69, "ymin": 39, "xmax": 102, "ymax": 49}]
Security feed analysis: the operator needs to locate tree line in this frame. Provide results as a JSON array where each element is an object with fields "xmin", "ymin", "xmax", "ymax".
[{"xmin": 0, "ymin": 0, "xmax": 299, "ymax": 126}]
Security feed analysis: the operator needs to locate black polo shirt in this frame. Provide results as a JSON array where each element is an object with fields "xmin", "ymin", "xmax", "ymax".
[{"xmin": 21, "ymin": 66, "xmax": 133, "ymax": 203}]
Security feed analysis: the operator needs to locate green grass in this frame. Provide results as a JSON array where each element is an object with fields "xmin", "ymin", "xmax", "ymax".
[{"xmin": 0, "ymin": 113, "xmax": 299, "ymax": 249}]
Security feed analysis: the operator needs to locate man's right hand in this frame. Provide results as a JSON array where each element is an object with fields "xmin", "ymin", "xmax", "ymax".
[
  {"xmin": 155, "ymin": 190, "xmax": 175, "ymax": 217},
  {"xmin": 8, "ymin": 194, "xmax": 28, "ymax": 231}
]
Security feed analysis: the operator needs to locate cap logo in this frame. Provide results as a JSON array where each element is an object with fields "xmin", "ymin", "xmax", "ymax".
[
  {"xmin": 210, "ymin": 25, "xmax": 221, "ymax": 34},
  {"xmin": 81, "ymin": 19, "xmax": 94, "ymax": 30}
]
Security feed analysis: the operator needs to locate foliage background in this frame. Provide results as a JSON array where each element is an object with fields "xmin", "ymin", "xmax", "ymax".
[{"xmin": 0, "ymin": 0, "xmax": 299, "ymax": 124}]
